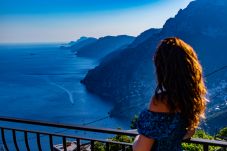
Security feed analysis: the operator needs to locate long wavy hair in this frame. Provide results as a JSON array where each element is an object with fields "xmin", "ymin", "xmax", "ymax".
[{"xmin": 153, "ymin": 37, "xmax": 207, "ymax": 129}]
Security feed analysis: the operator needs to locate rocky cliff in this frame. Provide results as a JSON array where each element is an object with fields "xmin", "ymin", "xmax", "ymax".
[{"xmin": 82, "ymin": 0, "xmax": 227, "ymax": 130}]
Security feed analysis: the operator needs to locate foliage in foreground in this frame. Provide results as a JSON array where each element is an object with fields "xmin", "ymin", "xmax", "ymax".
[
  {"xmin": 182, "ymin": 127, "xmax": 227, "ymax": 151},
  {"xmin": 182, "ymin": 129, "xmax": 217, "ymax": 151},
  {"xmin": 94, "ymin": 134, "xmax": 134, "ymax": 151},
  {"xmin": 216, "ymin": 127, "xmax": 227, "ymax": 138},
  {"xmin": 93, "ymin": 116, "xmax": 227, "ymax": 151}
]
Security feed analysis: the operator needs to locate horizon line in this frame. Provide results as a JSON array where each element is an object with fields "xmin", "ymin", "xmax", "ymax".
[{"xmin": 0, "ymin": 33, "xmax": 141, "ymax": 44}]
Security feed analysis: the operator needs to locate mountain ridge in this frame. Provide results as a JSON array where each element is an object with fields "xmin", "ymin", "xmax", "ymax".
[
  {"xmin": 81, "ymin": 0, "xmax": 227, "ymax": 132},
  {"xmin": 76, "ymin": 35, "xmax": 135, "ymax": 59}
]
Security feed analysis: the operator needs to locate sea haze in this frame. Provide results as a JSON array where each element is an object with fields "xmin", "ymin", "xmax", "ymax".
[{"xmin": 0, "ymin": 44, "xmax": 130, "ymax": 129}]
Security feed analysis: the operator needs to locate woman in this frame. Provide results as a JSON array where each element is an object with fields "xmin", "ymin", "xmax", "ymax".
[{"xmin": 133, "ymin": 37, "xmax": 207, "ymax": 151}]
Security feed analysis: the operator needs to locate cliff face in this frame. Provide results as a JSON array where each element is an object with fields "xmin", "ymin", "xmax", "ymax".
[
  {"xmin": 76, "ymin": 35, "xmax": 135, "ymax": 59},
  {"xmin": 82, "ymin": 0, "xmax": 227, "ymax": 123}
]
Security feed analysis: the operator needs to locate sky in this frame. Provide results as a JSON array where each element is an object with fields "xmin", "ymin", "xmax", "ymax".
[{"xmin": 0, "ymin": 0, "xmax": 192, "ymax": 43}]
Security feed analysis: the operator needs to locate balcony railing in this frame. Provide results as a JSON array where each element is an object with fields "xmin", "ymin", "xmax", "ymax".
[{"xmin": 0, "ymin": 116, "xmax": 227, "ymax": 151}]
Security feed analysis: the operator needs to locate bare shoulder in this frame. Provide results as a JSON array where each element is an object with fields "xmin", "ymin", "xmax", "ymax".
[{"xmin": 148, "ymin": 96, "xmax": 170, "ymax": 113}]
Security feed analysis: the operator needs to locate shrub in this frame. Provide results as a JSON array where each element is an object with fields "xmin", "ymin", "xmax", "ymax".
[
  {"xmin": 130, "ymin": 115, "xmax": 138, "ymax": 129},
  {"xmin": 216, "ymin": 127, "xmax": 227, "ymax": 138},
  {"xmin": 93, "ymin": 142, "xmax": 105, "ymax": 151},
  {"xmin": 182, "ymin": 129, "xmax": 220, "ymax": 151}
]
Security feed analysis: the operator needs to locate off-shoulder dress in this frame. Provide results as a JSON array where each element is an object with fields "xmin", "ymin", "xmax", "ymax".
[{"xmin": 137, "ymin": 109, "xmax": 187, "ymax": 151}]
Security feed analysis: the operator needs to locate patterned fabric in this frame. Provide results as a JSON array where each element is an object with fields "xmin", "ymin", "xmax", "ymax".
[{"xmin": 137, "ymin": 109, "xmax": 187, "ymax": 151}]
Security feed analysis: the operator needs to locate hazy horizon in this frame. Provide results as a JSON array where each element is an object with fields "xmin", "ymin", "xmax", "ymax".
[{"xmin": 0, "ymin": 0, "xmax": 192, "ymax": 44}]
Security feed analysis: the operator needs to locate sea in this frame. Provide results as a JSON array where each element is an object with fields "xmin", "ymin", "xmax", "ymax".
[{"xmin": 0, "ymin": 43, "xmax": 130, "ymax": 150}]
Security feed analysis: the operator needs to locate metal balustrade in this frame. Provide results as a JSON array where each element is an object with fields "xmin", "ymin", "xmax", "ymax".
[{"xmin": 0, "ymin": 116, "xmax": 227, "ymax": 151}]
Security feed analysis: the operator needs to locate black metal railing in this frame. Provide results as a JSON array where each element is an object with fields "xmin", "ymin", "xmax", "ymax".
[{"xmin": 0, "ymin": 116, "xmax": 227, "ymax": 151}]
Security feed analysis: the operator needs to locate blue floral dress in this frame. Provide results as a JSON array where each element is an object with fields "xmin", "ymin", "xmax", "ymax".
[{"xmin": 137, "ymin": 109, "xmax": 187, "ymax": 151}]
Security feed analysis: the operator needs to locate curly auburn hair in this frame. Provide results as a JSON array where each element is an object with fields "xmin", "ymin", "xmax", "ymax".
[{"xmin": 153, "ymin": 37, "xmax": 207, "ymax": 129}]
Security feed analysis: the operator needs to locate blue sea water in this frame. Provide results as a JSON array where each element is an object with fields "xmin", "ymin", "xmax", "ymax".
[{"xmin": 0, "ymin": 44, "xmax": 130, "ymax": 150}]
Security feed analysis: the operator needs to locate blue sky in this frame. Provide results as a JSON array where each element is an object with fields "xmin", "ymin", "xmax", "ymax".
[{"xmin": 0, "ymin": 0, "xmax": 192, "ymax": 43}]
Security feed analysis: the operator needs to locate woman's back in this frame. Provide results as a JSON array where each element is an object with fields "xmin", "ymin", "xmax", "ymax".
[
  {"xmin": 137, "ymin": 97, "xmax": 187, "ymax": 151},
  {"xmin": 137, "ymin": 110, "xmax": 187, "ymax": 150}
]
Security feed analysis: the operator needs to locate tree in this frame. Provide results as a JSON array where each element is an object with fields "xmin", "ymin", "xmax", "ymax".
[
  {"xmin": 130, "ymin": 115, "xmax": 138, "ymax": 129},
  {"xmin": 216, "ymin": 127, "xmax": 227, "ymax": 140}
]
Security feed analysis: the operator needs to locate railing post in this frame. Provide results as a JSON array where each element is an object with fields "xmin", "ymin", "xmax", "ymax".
[
  {"xmin": 1, "ymin": 128, "xmax": 9, "ymax": 151},
  {"xmin": 12, "ymin": 129, "xmax": 20, "ymax": 151},
  {"xmin": 49, "ymin": 134, "xmax": 53, "ymax": 151},
  {"xmin": 203, "ymin": 144, "xmax": 208, "ymax": 151},
  {"xmin": 90, "ymin": 140, "xmax": 94, "ymax": 151},
  {"xmin": 105, "ymin": 142, "xmax": 109, "ymax": 151},
  {"xmin": 36, "ymin": 133, "xmax": 42, "ymax": 151},
  {"xmin": 63, "ymin": 136, "xmax": 67, "ymax": 151},
  {"xmin": 24, "ymin": 131, "xmax": 30, "ymax": 151},
  {"xmin": 129, "ymin": 145, "xmax": 133, "ymax": 151},
  {"xmin": 77, "ymin": 138, "xmax": 81, "ymax": 151},
  {"xmin": 122, "ymin": 144, "xmax": 126, "ymax": 151}
]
